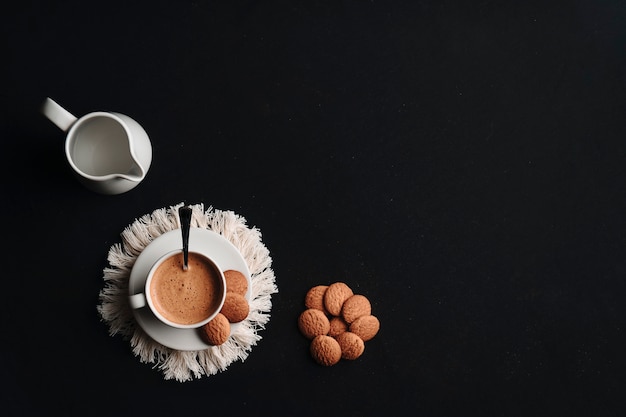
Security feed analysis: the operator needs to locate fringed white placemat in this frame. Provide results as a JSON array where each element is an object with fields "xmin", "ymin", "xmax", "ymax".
[{"xmin": 97, "ymin": 202, "xmax": 278, "ymax": 382}]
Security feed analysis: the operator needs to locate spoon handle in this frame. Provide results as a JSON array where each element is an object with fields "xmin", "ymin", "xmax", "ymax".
[{"xmin": 179, "ymin": 206, "xmax": 192, "ymax": 270}]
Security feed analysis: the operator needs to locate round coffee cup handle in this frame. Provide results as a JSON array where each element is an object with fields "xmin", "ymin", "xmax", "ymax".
[
  {"xmin": 129, "ymin": 293, "xmax": 147, "ymax": 309},
  {"xmin": 41, "ymin": 97, "xmax": 78, "ymax": 132}
]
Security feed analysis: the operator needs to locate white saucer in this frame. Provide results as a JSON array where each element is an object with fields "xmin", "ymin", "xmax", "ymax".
[{"xmin": 128, "ymin": 228, "xmax": 251, "ymax": 351}]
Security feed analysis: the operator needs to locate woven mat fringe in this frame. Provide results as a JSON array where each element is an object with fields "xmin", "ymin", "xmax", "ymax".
[{"xmin": 97, "ymin": 202, "xmax": 278, "ymax": 382}]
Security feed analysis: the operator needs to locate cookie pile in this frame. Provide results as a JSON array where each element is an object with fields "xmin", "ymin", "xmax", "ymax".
[
  {"xmin": 298, "ymin": 282, "xmax": 380, "ymax": 366},
  {"xmin": 200, "ymin": 269, "xmax": 250, "ymax": 345}
]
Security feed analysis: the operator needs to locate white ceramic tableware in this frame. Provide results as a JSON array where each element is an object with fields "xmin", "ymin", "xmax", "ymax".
[
  {"xmin": 129, "ymin": 228, "xmax": 251, "ymax": 350},
  {"xmin": 129, "ymin": 249, "xmax": 227, "ymax": 329},
  {"xmin": 41, "ymin": 97, "xmax": 152, "ymax": 194}
]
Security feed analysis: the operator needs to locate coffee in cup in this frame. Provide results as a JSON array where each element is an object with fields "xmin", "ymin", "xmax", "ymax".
[{"xmin": 129, "ymin": 250, "xmax": 226, "ymax": 329}]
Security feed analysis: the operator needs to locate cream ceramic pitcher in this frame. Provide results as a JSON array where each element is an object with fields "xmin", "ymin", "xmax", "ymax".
[{"xmin": 42, "ymin": 97, "xmax": 152, "ymax": 194}]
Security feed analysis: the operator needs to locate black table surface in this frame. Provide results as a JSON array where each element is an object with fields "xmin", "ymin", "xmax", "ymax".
[{"xmin": 3, "ymin": 1, "xmax": 626, "ymax": 416}]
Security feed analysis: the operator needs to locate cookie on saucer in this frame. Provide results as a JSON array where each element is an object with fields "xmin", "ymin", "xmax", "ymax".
[
  {"xmin": 224, "ymin": 269, "xmax": 248, "ymax": 296},
  {"xmin": 220, "ymin": 292, "xmax": 249, "ymax": 323},
  {"xmin": 200, "ymin": 313, "xmax": 230, "ymax": 346}
]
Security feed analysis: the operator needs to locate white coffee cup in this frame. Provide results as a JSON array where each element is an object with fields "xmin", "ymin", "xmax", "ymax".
[
  {"xmin": 41, "ymin": 97, "xmax": 152, "ymax": 195},
  {"xmin": 129, "ymin": 250, "xmax": 227, "ymax": 329}
]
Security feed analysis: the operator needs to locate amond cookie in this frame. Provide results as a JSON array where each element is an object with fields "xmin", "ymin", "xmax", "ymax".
[
  {"xmin": 200, "ymin": 313, "xmax": 230, "ymax": 346},
  {"xmin": 223, "ymin": 270, "xmax": 248, "ymax": 296},
  {"xmin": 298, "ymin": 308, "xmax": 330, "ymax": 339},
  {"xmin": 220, "ymin": 292, "xmax": 249, "ymax": 323},
  {"xmin": 335, "ymin": 331, "xmax": 365, "ymax": 360},
  {"xmin": 323, "ymin": 282, "xmax": 354, "ymax": 316},
  {"xmin": 310, "ymin": 335, "xmax": 342, "ymax": 366},
  {"xmin": 349, "ymin": 315, "xmax": 380, "ymax": 342},
  {"xmin": 328, "ymin": 316, "xmax": 348, "ymax": 337},
  {"xmin": 341, "ymin": 294, "xmax": 372, "ymax": 324},
  {"xmin": 304, "ymin": 285, "xmax": 328, "ymax": 313}
]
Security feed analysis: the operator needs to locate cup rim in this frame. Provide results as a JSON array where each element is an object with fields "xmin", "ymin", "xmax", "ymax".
[{"xmin": 144, "ymin": 249, "xmax": 226, "ymax": 329}]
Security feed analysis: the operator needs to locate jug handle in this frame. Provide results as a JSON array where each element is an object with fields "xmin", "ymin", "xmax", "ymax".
[{"xmin": 41, "ymin": 97, "xmax": 77, "ymax": 132}]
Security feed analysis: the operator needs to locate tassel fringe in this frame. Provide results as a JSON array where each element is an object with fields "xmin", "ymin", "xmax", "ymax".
[{"xmin": 97, "ymin": 203, "xmax": 278, "ymax": 382}]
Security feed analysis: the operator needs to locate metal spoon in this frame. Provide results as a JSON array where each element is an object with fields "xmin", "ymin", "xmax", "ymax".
[{"xmin": 179, "ymin": 205, "xmax": 192, "ymax": 271}]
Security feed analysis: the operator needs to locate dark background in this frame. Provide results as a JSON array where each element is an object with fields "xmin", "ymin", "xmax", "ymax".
[{"xmin": 3, "ymin": 1, "xmax": 626, "ymax": 415}]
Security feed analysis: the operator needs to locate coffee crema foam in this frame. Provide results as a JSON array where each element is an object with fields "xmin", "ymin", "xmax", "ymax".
[{"xmin": 150, "ymin": 252, "xmax": 223, "ymax": 325}]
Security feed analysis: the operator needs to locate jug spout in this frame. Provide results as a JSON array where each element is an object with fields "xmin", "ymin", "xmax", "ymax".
[
  {"xmin": 116, "ymin": 111, "xmax": 153, "ymax": 186},
  {"xmin": 81, "ymin": 159, "xmax": 146, "ymax": 194},
  {"xmin": 116, "ymin": 161, "xmax": 146, "ymax": 182}
]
